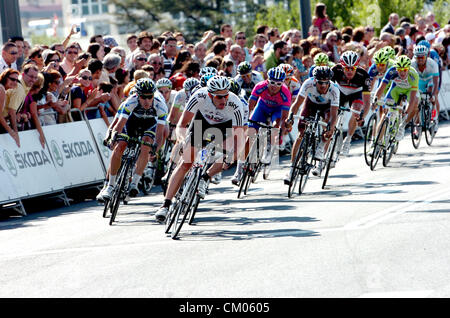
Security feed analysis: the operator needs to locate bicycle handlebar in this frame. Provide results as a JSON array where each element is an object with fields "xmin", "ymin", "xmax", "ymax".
[{"xmin": 248, "ymin": 119, "xmax": 275, "ymax": 129}]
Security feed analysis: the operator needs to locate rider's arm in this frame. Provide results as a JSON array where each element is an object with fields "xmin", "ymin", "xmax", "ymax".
[
  {"xmin": 289, "ymin": 94, "xmax": 305, "ymax": 119},
  {"xmin": 175, "ymin": 110, "xmax": 195, "ymax": 143}
]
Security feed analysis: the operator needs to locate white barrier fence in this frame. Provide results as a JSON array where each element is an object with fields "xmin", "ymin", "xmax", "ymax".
[{"xmin": 0, "ymin": 117, "xmax": 112, "ymax": 215}]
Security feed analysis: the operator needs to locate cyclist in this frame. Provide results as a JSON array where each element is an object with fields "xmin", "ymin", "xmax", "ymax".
[
  {"xmin": 154, "ymin": 76, "xmax": 245, "ymax": 223},
  {"xmin": 308, "ymin": 52, "xmax": 335, "ymax": 78},
  {"xmin": 331, "ymin": 50, "xmax": 372, "ymax": 156},
  {"xmin": 410, "ymin": 44, "xmax": 439, "ymax": 136},
  {"xmin": 156, "ymin": 78, "xmax": 176, "ymax": 111},
  {"xmin": 97, "ymin": 78, "xmax": 168, "ymax": 200},
  {"xmin": 283, "ymin": 66, "xmax": 340, "ymax": 183},
  {"xmin": 246, "ymin": 67, "xmax": 292, "ymax": 165},
  {"xmin": 373, "ymin": 55, "xmax": 420, "ymax": 141},
  {"xmin": 234, "ymin": 61, "xmax": 264, "ymax": 100}
]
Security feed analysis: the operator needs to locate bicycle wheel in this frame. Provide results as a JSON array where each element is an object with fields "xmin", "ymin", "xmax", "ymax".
[
  {"xmin": 109, "ymin": 161, "xmax": 131, "ymax": 225},
  {"xmin": 411, "ymin": 111, "xmax": 422, "ymax": 149},
  {"xmin": 171, "ymin": 168, "xmax": 200, "ymax": 239},
  {"xmin": 288, "ymin": 137, "xmax": 306, "ymax": 198},
  {"xmin": 370, "ymin": 119, "xmax": 388, "ymax": 171},
  {"xmin": 188, "ymin": 195, "xmax": 201, "ymax": 225},
  {"xmin": 364, "ymin": 113, "xmax": 377, "ymax": 166},
  {"xmin": 424, "ymin": 106, "xmax": 436, "ymax": 146},
  {"xmin": 165, "ymin": 198, "xmax": 181, "ymax": 234},
  {"xmin": 102, "ymin": 198, "xmax": 110, "ymax": 218},
  {"xmin": 237, "ymin": 161, "xmax": 250, "ymax": 199},
  {"xmin": 298, "ymin": 137, "xmax": 314, "ymax": 195},
  {"xmin": 244, "ymin": 163, "xmax": 256, "ymax": 195},
  {"xmin": 322, "ymin": 130, "xmax": 341, "ymax": 189},
  {"xmin": 383, "ymin": 118, "xmax": 399, "ymax": 167}
]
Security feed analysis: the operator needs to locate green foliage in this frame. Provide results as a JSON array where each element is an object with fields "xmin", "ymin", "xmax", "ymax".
[
  {"xmin": 30, "ymin": 34, "xmax": 64, "ymax": 47},
  {"xmin": 254, "ymin": 0, "xmax": 300, "ymax": 34},
  {"xmin": 432, "ymin": 0, "xmax": 450, "ymax": 26}
]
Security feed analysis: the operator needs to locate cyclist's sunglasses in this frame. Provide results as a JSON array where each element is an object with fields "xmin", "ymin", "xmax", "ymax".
[
  {"xmin": 376, "ymin": 63, "xmax": 386, "ymax": 67},
  {"xmin": 316, "ymin": 80, "xmax": 330, "ymax": 86},
  {"xmin": 140, "ymin": 94, "xmax": 154, "ymax": 100},
  {"xmin": 211, "ymin": 93, "xmax": 229, "ymax": 100},
  {"xmin": 269, "ymin": 80, "xmax": 283, "ymax": 87},
  {"xmin": 397, "ymin": 67, "xmax": 409, "ymax": 72},
  {"xmin": 343, "ymin": 66, "xmax": 357, "ymax": 71}
]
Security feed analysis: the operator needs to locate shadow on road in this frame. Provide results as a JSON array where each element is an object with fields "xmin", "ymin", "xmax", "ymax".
[{"xmin": 184, "ymin": 228, "xmax": 320, "ymax": 241}]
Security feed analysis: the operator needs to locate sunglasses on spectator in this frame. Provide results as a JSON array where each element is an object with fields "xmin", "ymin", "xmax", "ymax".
[
  {"xmin": 397, "ymin": 67, "xmax": 409, "ymax": 72},
  {"xmin": 81, "ymin": 75, "xmax": 92, "ymax": 80},
  {"xmin": 316, "ymin": 80, "xmax": 330, "ymax": 86},
  {"xmin": 269, "ymin": 80, "xmax": 283, "ymax": 87},
  {"xmin": 136, "ymin": 57, "xmax": 147, "ymax": 62},
  {"xmin": 9, "ymin": 51, "xmax": 18, "ymax": 55},
  {"xmin": 236, "ymin": 37, "xmax": 246, "ymax": 40},
  {"xmin": 50, "ymin": 59, "xmax": 60, "ymax": 63},
  {"xmin": 67, "ymin": 50, "xmax": 78, "ymax": 55},
  {"xmin": 211, "ymin": 93, "xmax": 229, "ymax": 100},
  {"xmin": 343, "ymin": 66, "xmax": 357, "ymax": 71},
  {"xmin": 140, "ymin": 94, "xmax": 154, "ymax": 100},
  {"xmin": 8, "ymin": 77, "xmax": 19, "ymax": 82}
]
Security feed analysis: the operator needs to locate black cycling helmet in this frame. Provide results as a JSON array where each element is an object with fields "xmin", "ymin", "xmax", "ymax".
[
  {"xmin": 134, "ymin": 78, "xmax": 157, "ymax": 95},
  {"xmin": 229, "ymin": 79, "xmax": 241, "ymax": 96},
  {"xmin": 313, "ymin": 66, "xmax": 334, "ymax": 81},
  {"xmin": 237, "ymin": 61, "xmax": 252, "ymax": 75}
]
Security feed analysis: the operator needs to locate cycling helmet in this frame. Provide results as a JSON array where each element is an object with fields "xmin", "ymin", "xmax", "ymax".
[
  {"xmin": 314, "ymin": 53, "xmax": 329, "ymax": 66},
  {"xmin": 383, "ymin": 46, "xmax": 396, "ymax": 60},
  {"xmin": 279, "ymin": 63, "xmax": 294, "ymax": 78},
  {"xmin": 373, "ymin": 49, "xmax": 390, "ymax": 64},
  {"xmin": 200, "ymin": 72, "xmax": 215, "ymax": 87},
  {"xmin": 207, "ymin": 75, "xmax": 230, "ymax": 93},
  {"xmin": 134, "ymin": 78, "xmax": 156, "ymax": 95},
  {"xmin": 199, "ymin": 66, "xmax": 218, "ymax": 77},
  {"xmin": 237, "ymin": 61, "xmax": 252, "ymax": 75},
  {"xmin": 313, "ymin": 66, "xmax": 334, "ymax": 81},
  {"xmin": 417, "ymin": 40, "xmax": 431, "ymax": 49},
  {"xmin": 413, "ymin": 45, "xmax": 429, "ymax": 57},
  {"xmin": 156, "ymin": 78, "xmax": 173, "ymax": 89},
  {"xmin": 267, "ymin": 67, "xmax": 286, "ymax": 81},
  {"xmin": 228, "ymin": 79, "xmax": 241, "ymax": 96},
  {"xmin": 183, "ymin": 77, "xmax": 200, "ymax": 92},
  {"xmin": 340, "ymin": 50, "xmax": 360, "ymax": 67},
  {"xmin": 395, "ymin": 55, "xmax": 411, "ymax": 69}
]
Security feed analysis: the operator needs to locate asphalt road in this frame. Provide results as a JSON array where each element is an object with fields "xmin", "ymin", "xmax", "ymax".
[{"xmin": 1, "ymin": 121, "xmax": 449, "ymax": 299}]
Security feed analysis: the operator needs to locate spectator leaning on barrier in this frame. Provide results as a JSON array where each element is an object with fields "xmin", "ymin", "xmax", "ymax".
[
  {"xmin": 1, "ymin": 42, "xmax": 19, "ymax": 72},
  {"xmin": 4, "ymin": 63, "xmax": 39, "ymax": 135},
  {"xmin": 16, "ymin": 72, "xmax": 46, "ymax": 148},
  {"xmin": 0, "ymin": 68, "xmax": 20, "ymax": 145}
]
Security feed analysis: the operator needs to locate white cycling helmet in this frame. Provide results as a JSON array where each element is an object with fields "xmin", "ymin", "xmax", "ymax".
[
  {"xmin": 183, "ymin": 77, "xmax": 200, "ymax": 92},
  {"xmin": 413, "ymin": 45, "xmax": 429, "ymax": 57},
  {"xmin": 340, "ymin": 50, "xmax": 360, "ymax": 67},
  {"xmin": 207, "ymin": 75, "xmax": 230, "ymax": 93},
  {"xmin": 156, "ymin": 78, "xmax": 173, "ymax": 89},
  {"xmin": 199, "ymin": 66, "xmax": 218, "ymax": 77}
]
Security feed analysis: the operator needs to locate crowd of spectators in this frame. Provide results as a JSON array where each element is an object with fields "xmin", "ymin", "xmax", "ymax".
[{"xmin": 1, "ymin": 2, "xmax": 449, "ymax": 148}]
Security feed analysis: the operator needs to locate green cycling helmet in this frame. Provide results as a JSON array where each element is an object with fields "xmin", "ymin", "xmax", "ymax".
[
  {"xmin": 134, "ymin": 78, "xmax": 157, "ymax": 96},
  {"xmin": 383, "ymin": 46, "xmax": 396, "ymax": 60},
  {"xmin": 373, "ymin": 49, "xmax": 390, "ymax": 65},
  {"xmin": 395, "ymin": 55, "xmax": 411, "ymax": 69},
  {"xmin": 314, "ymin": 53, "xmax": 329, "ymax": 66}
]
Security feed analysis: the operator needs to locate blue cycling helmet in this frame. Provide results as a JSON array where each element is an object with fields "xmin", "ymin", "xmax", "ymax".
[
  {"xmin": 267, "ymin": 67, "xmax": 286, "ymax": 81},
  {"xmin": 417, "ymin": 40, "xmax": 431, "ymax": 49},
  {"xmin": 200, "ymin": 73, "xmax": 215, "ymax": 87}
]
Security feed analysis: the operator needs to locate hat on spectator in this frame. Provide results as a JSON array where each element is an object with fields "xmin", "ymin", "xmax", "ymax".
[
  {"xmin": 42, "ymin": 49, "xmax": 57, "ymax": 63},
  {"xmin": 425, "ymin": 33, "xmax": 436, "ymax": 41},
  {"xmin": 104, "ymin": 36, "xmax": 118, "ymax": 48},
  {"xmin": 103, "ymin": 53, "xmax": 121, "ymax": 70},
  {"xmin": 400, "ymin": 22, "xmax": 411, "ymax": 29}
]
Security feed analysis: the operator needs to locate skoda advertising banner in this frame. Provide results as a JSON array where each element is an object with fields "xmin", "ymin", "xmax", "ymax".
[
  {"xmin": 43, "ymin": 121, "xmax": 105, "ymax": 188},
  {"xmin": 86, "ymin": 118, "xmax": 112, "ymax": 171},
  {"xmin": 0, "ymin": 130, "xmax": 64, "ymax": 200},
  {"xmin": 0, "ymin": 144, "xmax": 21, "ymax": 203}
]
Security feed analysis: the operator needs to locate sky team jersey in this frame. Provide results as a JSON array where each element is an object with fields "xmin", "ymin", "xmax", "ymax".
[
  {"xmin": 382, "ymin": 66, "xmax": 419, "ymax": 91},
  {"xmin": 234, "ymin": 71, "xmax": 264, "ymax": 99},
  {"xmin": 118, "ymin": 91, "xmax": 168, "ymax": 125},
  {"xmin": 299, "ymin": 77, "xmax": 340, "ymax": 107},
  {"xmin": 249, "ymin": 80, "xmax": 292, "ymax": 112},
  {"xmin": 185, "ymin": 87, "xmax": 244, "ymax": 126},
  {"xmin": 331, "ymin": 64, "xmax": 372, "ymax": 96},
  {"xmin": 411, "ymin": 58, "xmax": 439, "ymax": 92}
]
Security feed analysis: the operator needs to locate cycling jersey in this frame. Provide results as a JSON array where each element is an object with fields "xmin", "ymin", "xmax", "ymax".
[
  {"xmin": 298, "ymin": 77, "xmax": 340, "ymax": 107},
  {"xmin": 286, "ymin": 77, "xmax": 301, "ymax": 100},
  {"xmin": 367, "ymin": 60, "xmax": 394, "ymax": 89},
  {"xmin": 382, "ymin": 66, "xmax": 420, "ymax": 104},
  {"xmin": 331, "ymin": 64, "xmax": 372, "ymax": 96},
  {"xmin": 172, "ymin": 89, "xmax": 188, "ymax": 112},
  {"xmin": 248, "ymin": 80, "xmax": 292, "ymax": 129},
  {"xmin": 234, "ymin": 71, "xmax": 264, "ymax": 100},
  {"xmin": 185, "ymin": 87, "xmax": 244, "ymax": 127},
  {"xmin": 411, "ymin": 57, "xmax": 439, "ymax": 93}
]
